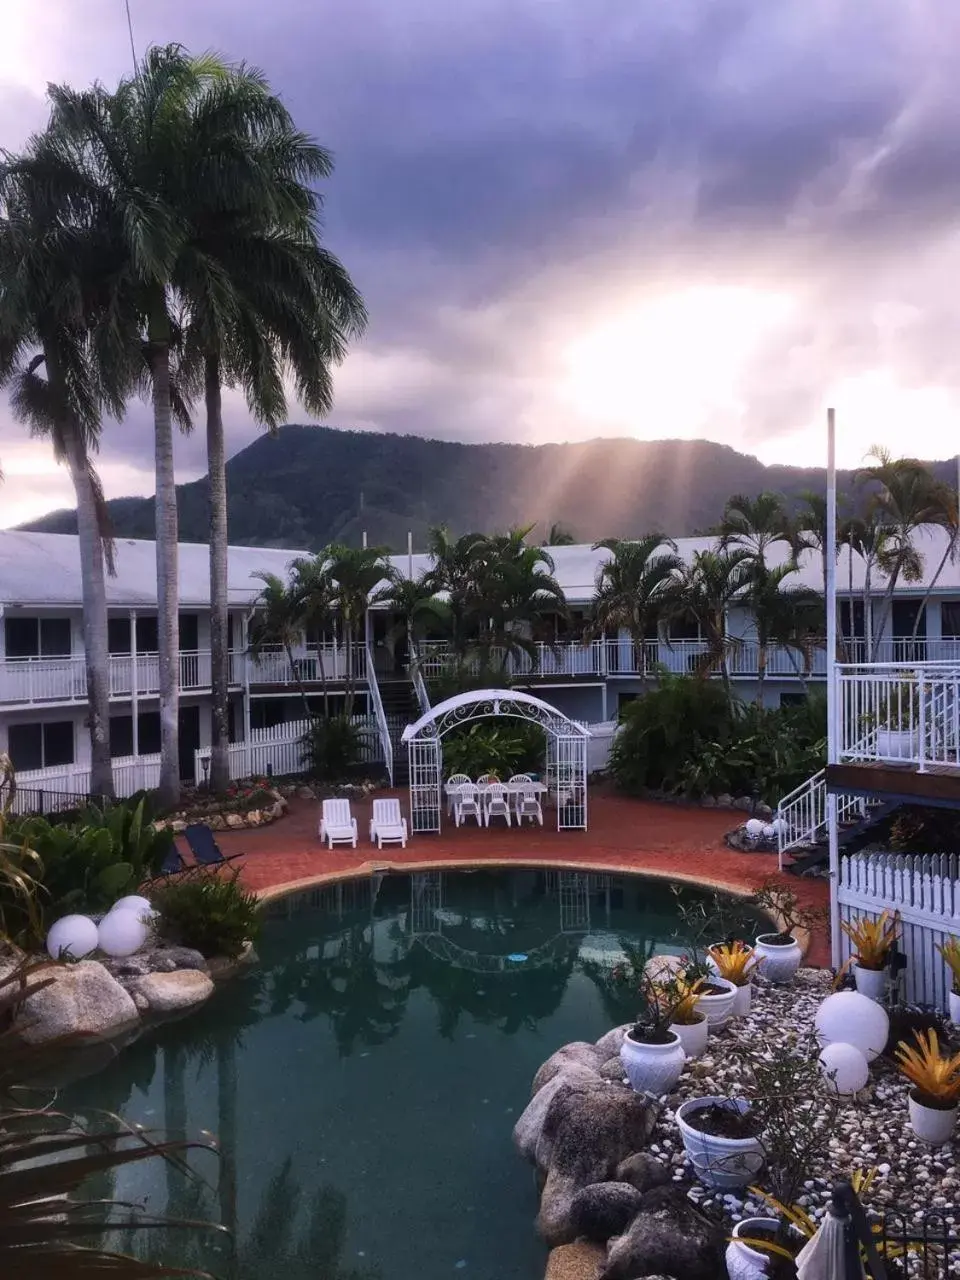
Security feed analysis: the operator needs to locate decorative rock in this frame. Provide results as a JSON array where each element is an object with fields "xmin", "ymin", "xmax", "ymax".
[
  {"xmin": 601, "ymin": 1207, "xmax": 722, "ymax": 1280},
  {"xmin": 225, "ymin": 813, "xmax": 244, "ymax": 828},
  {"xmin": 532, "ymin": 1042, "xmax": 603, "ymax": 1095},
  {"xmin": 131, "ymin": 970, "xmax": 215, "ymax": 1013},
  {"xmin": 756, "ymin": 803, "xmax": 774, "ymax": 820},
  {"xmin": 569, "ymin": 1182, "xmax": 644, "ymax": 1243},
  {"xmin": 600, "ymin": 1057, "xmax": 627, "ymax": 1082},
  {"xmin": 594, "ymin": 1023, "xmax": 631, "ymax": 1059},
  {"xmin": 208, "ymin": 814, "xmax": 227, "ymax": 832},
  {"xmin": 700, "ymin": 795, "xmax": 717, "ymax": 808},
  {"xmin": 643, "ymin": 954, "xmax": 683, "ymax": 982},
  {"xmin": 716, "ymin": 794, "xmax": 734, "ymax": 809},
  {"xmin": 246, "ymin": 810, "xmax": 262, "ymax": 826},
  {"xmin": 101, "ymin": 946, "xmax": 208, "ymax": 980},
  {"xmin": 170, "ymin": 820, "xmax": 187, "ymax": 833},
  {"xmin": 18, "ymin": 961, "xmax": 139, "ymax": 1044},
  {"xmin": 514, "ymin": 1071, "xmax": 603, "ymax": 1164},
  {"xmin": 733, "ymin": 796, "xmax": 754, "ymax": 812},
  {"xmin": 544, "ymin": 1242, "xmax": 605, "ymax": 1280},
  {"xmin": 614, "ymin": 1152, "xmax": 673, "ymax": 1193}
]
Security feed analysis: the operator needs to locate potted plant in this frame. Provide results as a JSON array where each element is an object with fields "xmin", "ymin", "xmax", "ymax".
[
  {"xmin": 749, "ymin": 883, "xmax": 824, "ymax": 985},
  {"xmin": 663, "ymin": 973, "xmax": 709, "ymax": 1059},
  {"xmin": 895, "ymin": 1027, "xmax": 960, "ymax": 1146},
  {"xmin": 871, "ymin": 680, "xmax": 919, "ymax": 760},
  {"xmin": 839, "ymin": 909, "xmax": 899, "ymax": 1000},
  {"xmin": 708, "ymin": 940, "xmax": 758, "ymax": 1016},
  {"xmin": 938, "ymin": 937, "xmax": 960, "ymax": 1023},
  {"xmin": 674, "ymin": 1095, "xmax": 764, "ymax": 1190},
  {"xmin": 618, "ymin": 973, "xmax": 687, "ymax": 1095}
]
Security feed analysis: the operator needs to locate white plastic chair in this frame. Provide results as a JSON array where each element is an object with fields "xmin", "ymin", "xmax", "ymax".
[
  {"xmin": 454, "ymin": 783, "xmax": 482, "ymax": 827},
  {"xmin": 369, "ymin": 797, "xmax": 408, "ymax": 849},
  {"xmin": 484, "ymin": 782, "xmax": 511, "ymax": 828},
  {"xmin": 446, "ymin": 773, "xmax": 471, "ymax": 815},
  {"xmin": 516, "ymin": 786, "xmax": 543, "ymax": 827},
  {"xmin": 507, "ymin": 773, "xmax": 533, "ymax": 816},
  {"xmin": 319, "ymin": 798, "xmax": 358, "ymax": 849},
  {"xmin": 476, "ymin": 773, "xmax": 498, "ymax": 789}
]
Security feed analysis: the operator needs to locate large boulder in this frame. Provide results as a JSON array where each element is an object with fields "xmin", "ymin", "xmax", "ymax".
[
  {"xmin": 569, "ymin": 1181, "xmax": 644, "ymax": 1242},
  {"xmin": 18, "ymin": 961, "xmax": 139, "ymax": 1044},
  {"xmin": 103, "ymin": 947, "xmax": 208, "ymax": 982},
  {"xmin": 536, "ymin": 1083, "xmax": 658, "ymax": 1245},
  {"xmin": 593, "ymin": 1024, "xmax": 631, "ymax": 1059},
  {"xmin": 131, "ymin": 970, "xmax": 215, "ymax": 1014},
  {"xmin": 545, "ymin": 1242, "xmax": 605, "ymax": 1280},
  {"xmin": 614, "ymin": 1152, "xmax": 672, "ymax": 1194},
  {"xmin": 514, "ymin": 1070, "xmax": 602, "ymax": 1164},
  {"xmin": 532, "ymin": 1042, "xmax": 603, "ymax": 1095},
  {"xmin": 601, "ymin": 1206, "xmax": 722, "ymax": 1280}
]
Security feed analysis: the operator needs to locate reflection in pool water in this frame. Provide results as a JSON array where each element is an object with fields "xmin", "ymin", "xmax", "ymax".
[{"xmin": 63, "ymin": 868, "xmax": 763, "ymax": 1280}]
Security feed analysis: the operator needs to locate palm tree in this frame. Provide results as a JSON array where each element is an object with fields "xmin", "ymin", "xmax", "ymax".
[
  {"xmin": 856, "ymin": 448, "xmax": 943, "ymax": 657},
  {"xmin": 374, "ymin": 574, "xmax": 449, "ymax": 668},
  {"xmin": 742, "ymin": 563, "xmax": 823, "ymax": 706},
  {"xmin": 249, "ymin": 570, "xmax": 311, "ymax": 720},
  {"xmin": 325, "ymin": 544, "xmax": 394, "ymax": 716},
  {"xmin": 176, "ymin": 70, "xmax": 366, "ymax": 791},
  {"xmin": 478, "ymin": 539, "xmax": 568, "ymax": 674},
  {"xmin": 910, "ymin": 475, "xmax": 960, "ymax": 643},
  {"xmin": 0, "ymin": 140, "xmax": 142, "ymax": 800},
  {"xmin": 288, "ymin": 556, "xmax": 337, "ymax": 718},
  {"xmin": 669, "ymin": 548, "xmax": 753, "ymax": 696},
  {"xmin": 719, "ymin": 491, "xmax": 797, "ymax": 567},
  {"xmin": 586, "ymin": 535, "xmax": 681, "ymax": 677},
  {"xmin": 422, "ymin": 526, "xmax": 489, "ymax": 671},
  {"xmin": 543, "ymin": 521, "xmax": 575, "ymax": 546}
]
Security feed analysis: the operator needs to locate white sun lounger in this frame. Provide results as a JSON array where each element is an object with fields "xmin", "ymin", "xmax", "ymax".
[{"xmin": 319, "ymin": 797, "xmax": 358, "ymax": 849}]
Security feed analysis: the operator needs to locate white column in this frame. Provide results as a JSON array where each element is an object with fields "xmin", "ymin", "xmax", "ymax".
[
  {"xmin": 826, "ymin": 408, "xmax": 842, "ymax": 970},
  {"xmin": 242, "ymin": 612, "xmax": 252, "ymax": 777},
  {"xmin": 130, "ymin": 610, "xmax": 139, "ymax": 788}
]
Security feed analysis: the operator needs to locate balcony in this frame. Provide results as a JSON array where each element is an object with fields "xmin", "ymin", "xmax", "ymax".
[
  {"xmin": 247, "ymin": 643, "xmax": 367, "ymax": 687},
  {"xmin": 0, "ymin": 650, "xmax": 243, "ymax": 707}
]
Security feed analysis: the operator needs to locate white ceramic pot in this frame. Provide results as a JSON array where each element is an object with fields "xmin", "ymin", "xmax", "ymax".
[
  {"xmin": 949, "ymin": 990, "xmax": 960, "ymax": 1024},
  {"xmin": 876, "ymin": 728, "xmax": 918, "ymax": 761},
  {"xmin": 670, "ymin": 1014, "xmax": 708, "ymax": 1060},
  {"xmin": 675, "ymin": 1096, "xmax": 764, "ymax": 1189},
  {"xmin": 725, "ymin": 1218, "xmax": 780, "ymax": 1280},
  {"xmin": 908, "ymin": 1090, "xmax": 958, "ymax": 1146},
  {"xmin": 696, "ymin": 977, "xmax": 738, "ymax": 1028},
  {"xmin": 854, "ymin": 963, "xmax": 886, "ymax": 1001},
  {"xmin": 733, "ymin": 982, "xmax": 752, "ymax": 1017},
  {"xmin": 619, "ymin": 1030, "xmax": 686, "ymax": 1096},
  {"xmin": 754, "ymin": 933, "xmax": 802, "ymax": 984}
]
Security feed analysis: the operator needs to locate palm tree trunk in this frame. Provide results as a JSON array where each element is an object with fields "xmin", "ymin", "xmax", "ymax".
[
  {"xmin": 910, "ymin": 534, "xmax": 955, "ymax": 642},
  {"xmin": 864, "ymin": 559, "xmax": 874, "ymax": 660},
  {"xmin": 61, "ymin": 418, "xmax": 115, "ymax": 801},
  {"xmin": 316, "ymin": 644, "xmax": 330, "ymax": 718},
  {"xmin": 205, "ymin": 354, "xmax": 230, "ymax": 793},
  {"xmin": 284, "ymin": 640, "xmax": 312, "ymax": 720},
  {"xmin": 150, "ymin": 340, "xmax": 181, "ymax": 808},
  {"xmin": 756, "ymin": 641, "xmax": 766, "ymax": 708}
]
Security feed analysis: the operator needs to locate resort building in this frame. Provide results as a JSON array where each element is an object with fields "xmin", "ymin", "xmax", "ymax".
[{"xmin": 1, "ymin": 526, "xmax": 958, "ymax": 802}]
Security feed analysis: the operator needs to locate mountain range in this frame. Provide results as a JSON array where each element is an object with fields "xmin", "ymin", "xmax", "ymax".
[{"xmin": 19, "ymin": 425, "xmax": 958, "ymax": 550}]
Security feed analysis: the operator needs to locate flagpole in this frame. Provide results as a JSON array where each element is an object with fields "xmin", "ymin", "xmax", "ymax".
[
  {"xmin": 124, "ymin": 0, "xmax": 138, "ymax": 71},
  {"xmin": 826, "ymin": 407, "xmax": 841, "ymax": 969}
]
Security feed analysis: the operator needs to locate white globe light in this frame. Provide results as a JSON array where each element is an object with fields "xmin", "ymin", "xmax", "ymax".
[
  {"xmin": 110, "ymin": 895, "xmax": 153, "ymax": 917},
  {"xmin": 819, "ymin": 1041, "xmax": 870, "ymax": 1095},
  {"xmin": 815, "ymin": 991, "xmax": 889, "ymax": 1063},
  {"xmin": 745, "ymin": 818, "xmax": 764, "ymax": 837},
  {"xmin": 97, "ymin": 908, "xmax": 150, "ymax": 958},
  {"xmin": 762, "ymin": 823, "xmax": 776, "ymax": 840},
  {"xmin": 770, "ymin": 817, "xmax": 787, "ymax": 836},
  {"xmin": 47, "ymin": 914, "xmax": 99, "ymax": 961}
]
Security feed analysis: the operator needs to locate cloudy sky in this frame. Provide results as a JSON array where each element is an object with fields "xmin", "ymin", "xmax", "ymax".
[{"xmin": 2, "ymin": 0, "xmax": 960, "ymax": 526}]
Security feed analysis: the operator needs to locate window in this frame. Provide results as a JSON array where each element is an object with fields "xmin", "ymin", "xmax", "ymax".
[
  {"xmin": 179, "ymin": 613, "xmax": 199, "ymax": 651},
  {"xmin": 108, "ymin": 618, "xmax": 131, "ymax": 655},
  {"xmin": 8, "ymin": 720, "xmax": 74, "ymax": 771},
  {"xmin": 668, "ymin": 613, "xmax": 700, "ymax": 641},
  {"xmin": 110, "ymin": 712, "xmax": 162, "ymax": 758},
  {"xmin": 780, "ymin": 692, "xmax": 807, "ymax": 709},
  {"xmin": 5, "ymin": 617, "xmax": 71, "ymax": 658},
  {"xmin": 943, "ymin": 603, "xmax": 960, "ymax": 639},
  {"xmin": 892, "ymin": 599, "xmax": 925, "ymax": 638},
  {"xmin": 251, "ymin": 699, "xmax": 290, "ymax": 730},
  {"xmin": 136, "ymin": 616, "xmax": 159, "ymax": 653}
]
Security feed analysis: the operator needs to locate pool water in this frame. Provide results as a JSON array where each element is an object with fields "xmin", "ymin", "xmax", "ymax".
[{"xmin": 63, "ymin": 868, "xmax": 763, "ymax": 1280}]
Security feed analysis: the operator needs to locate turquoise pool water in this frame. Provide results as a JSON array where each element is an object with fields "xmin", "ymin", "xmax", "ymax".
[{"xmin": 62, "ymin": 868, "xmax": 762, "ymax": 1279}]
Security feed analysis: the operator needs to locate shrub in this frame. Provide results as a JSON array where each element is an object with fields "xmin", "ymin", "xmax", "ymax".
[
  {"xmin": 609, "ymin": 674, "xmax": 733, "ymax": 794},
  {"xmin": 442, "ymin": 721, "xmax": 544, "ymax": 780},
  {"xmin": 150, "ymin": 867, "xmax": 261, "ymax": 959},
  {"xmin": 3, "ymin": 798, "xmax": 174, "ymax": 941},
  {"xmin": 300, "ymin": 715, "xmax": 371, "ymax": 780},
  {"xmin": 890, "ymin": 805, "xmax": 960, "ymax": 854}
]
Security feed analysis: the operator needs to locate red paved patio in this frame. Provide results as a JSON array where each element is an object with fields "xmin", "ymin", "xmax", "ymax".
[{"xmin": 182, "ymin": 786, "xmax": 831, "ymax": 966}]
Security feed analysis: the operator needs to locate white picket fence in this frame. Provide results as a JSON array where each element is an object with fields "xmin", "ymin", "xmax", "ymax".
[
  {"xmin": 837, "ymin": 851, "xmax": 960, "ymax": 1011},
  {"xmin": 11, "ymin": 753, "xmax": 163, "ymax": 814},
  {"xmin": 192, "ymin": 714, "xmax": 405, "ymax": 785}
]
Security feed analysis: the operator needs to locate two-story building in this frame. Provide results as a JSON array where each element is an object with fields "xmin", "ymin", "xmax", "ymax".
[{"xmin": 2, "ymin": 526, "xmax": 959, "ymax": 798}]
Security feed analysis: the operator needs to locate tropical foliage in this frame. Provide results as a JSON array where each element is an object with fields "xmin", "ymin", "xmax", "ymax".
[
  {"xmin": 300, "ymin": 715, "xmax": 371, "ymax": 781},
  {"xmin": 440, "ymin": 721, "xmax": 544, "ymax": 780},
  {"xmin": 895, "ymin": 1028, "xmax": 960, "ymax": 1106},
  {"xmin": 150, "ymin": 866, "xmax": 261, "ymax": 959}
]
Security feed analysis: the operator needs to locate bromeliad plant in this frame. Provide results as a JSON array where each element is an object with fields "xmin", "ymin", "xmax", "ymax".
[
  {"xmin": 654, "ymin": 973, "xmax": 706, "ymax": 1026},
  {"xmin": 840, "ymin": 909, "xmax": 900, "ymax": 972},
  {"xmin": 937, "ymin": 937, "xmax": 960, "ymax": 995},
  {"xmin": 708, "ymin": 940, "xmax": 757, "ymax": 987},
  {"xmin": 895, "ymin": 1028, "xmax": 960, "ymax": 1108}
]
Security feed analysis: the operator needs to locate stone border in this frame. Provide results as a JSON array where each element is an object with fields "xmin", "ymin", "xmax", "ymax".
[{"xmin": 254, "ymin": 856, "xmax": 801, "ymax": 958}]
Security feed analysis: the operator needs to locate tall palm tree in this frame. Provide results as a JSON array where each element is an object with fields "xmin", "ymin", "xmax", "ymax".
[
  {"xmin": 288, "ymin": 556, "xmax": 337, "ymax": 718},
  {"xmin": 248, "ymin": 570, "xmax": 311, "ymax": 720},
  {"xmin": 856, "ymin": 448, "xmax": 942, "ymax": 658},
  {"xmin": 719, "ymin": 491, "xmax": 797, "ymax": 568},
  {"xmin": 742, "ymin": 562, "xmax": 823, "ymax": 706},
  {"xmin": 422, "ymin": 526, "xmax": 489, "ymax": 670},
  {"xmin": 669, "ymin": 548, "xmax": 753, "ymax": 697},
  {"xmin": 374, "ymin": 574, "xmax": 449, "ymax": 667},
  {"xmin": 543, "ymin": 521, "xmax": 575, "ymax": 546},
  {"xmin": 0, "ymin": 142, "xmax": 141, "ymax": 800},
  {"xmin": 325, "ymin": 544, "xmax": 394, "ymax": 716},
  {"xmin": 586, "ymin": 535, "xmax": 681, "ymax": 677},
  {"xmin": 478, "ymin": 540, "xmax": 567, "ymax": 674},
  {"xmin": 909, "ymin": 476, "xmax": 960, "ymax": 642}
]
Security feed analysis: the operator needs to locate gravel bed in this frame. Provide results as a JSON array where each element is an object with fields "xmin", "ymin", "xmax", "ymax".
[{"xmin": 645, "ymin": 969, "xmax": 960, "ymax": 1272}]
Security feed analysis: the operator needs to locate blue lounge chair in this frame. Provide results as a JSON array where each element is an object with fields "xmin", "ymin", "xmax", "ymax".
[
  {"xmin": 160, "ymin": 847, "xmax": 186, "ymax": 875},
  {"xmin": 183, "ymin": 823, "xmax": 244, "ymax": 868}
]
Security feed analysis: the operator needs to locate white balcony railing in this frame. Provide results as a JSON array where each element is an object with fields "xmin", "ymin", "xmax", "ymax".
[
  {"xmin": 837, "ymin": 661, "xmax": 960, "ymax": 771},
  {"xmin": 0, "ymin": 651, "xmax": 243, "ymax": 706},
  {"xmin": 246, "ymin": 642, "xmax": 366, "ymax": 687}
]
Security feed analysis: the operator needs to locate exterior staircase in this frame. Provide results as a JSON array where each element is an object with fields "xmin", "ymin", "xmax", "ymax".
[
  {"xmin": 377, "ymin": 677, "xmax": 421, "ymax": 786},
  {"xmin": 776, "ymin": 768, "xmax": 899, "ymax": 877}
]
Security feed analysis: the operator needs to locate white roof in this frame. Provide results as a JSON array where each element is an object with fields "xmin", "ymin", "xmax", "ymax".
[
  {"xmin": 1, "ymin": 526, "xmax": 959, "ymax": 610},
  {"xmin": 401, "ymin": 688, "xmax": 592, "ymax": 741}
]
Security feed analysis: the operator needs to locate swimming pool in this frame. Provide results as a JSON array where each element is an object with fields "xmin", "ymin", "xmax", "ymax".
[{"xmin": 62, "ymin": 867, "xmax": 764, "ymax": 1279}]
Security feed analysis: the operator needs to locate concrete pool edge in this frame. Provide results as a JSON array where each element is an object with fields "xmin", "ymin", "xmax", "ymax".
[{"xmin": 253, "ymin": 856, "xmax": 812, "ymax": 962}]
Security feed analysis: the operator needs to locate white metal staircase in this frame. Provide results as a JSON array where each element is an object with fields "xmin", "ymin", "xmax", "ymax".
[{"xmin": 775, "ymin": 770, "xmax": 884, "ymax": 869}]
